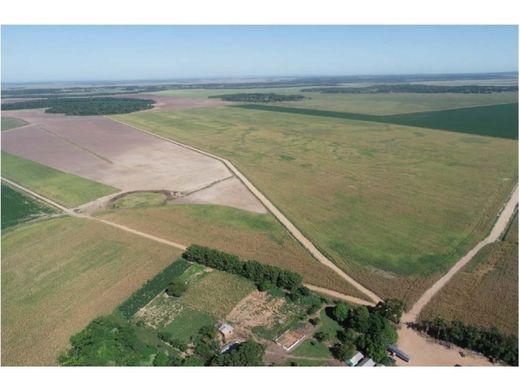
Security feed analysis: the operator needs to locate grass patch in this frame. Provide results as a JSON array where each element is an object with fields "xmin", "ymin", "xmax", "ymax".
[
  {"xmin": 236, "ymin": 103, "xmax": 518, "ymax": 139},
  {"xmin": 161, "ymin": 307, "xmax": 215, "ymax": 342},
  {"xmin": 1, "ymin": 152, "xmax": 119, "ymax": 207},
  {"xmin": 319, "ymin": 307, "xmax": 343, "ymax": 340},
  {"xmin": 109, "ymin": 192, "xmax": 168, "ymax": 209},
  {"xmin": 292, "ymin": 339, "xmax": 333, "ymax": 359},
  {"xmin": 1, "ymin": 183, "xmax": 55, "ymax": 229},
  {"xmin": 2, "ymin": 117, "xmax": 27, "ymax": 131},
  {"xmin": 1, "ymin": 217, "xmax": 183, "ymax": 365}
]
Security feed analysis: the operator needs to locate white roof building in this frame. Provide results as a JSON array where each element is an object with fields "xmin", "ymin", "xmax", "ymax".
[
  {"xmin": 357, "ymin": 358, "xmax": 376, "ymax": 367},
  {"xmin": 346, "ymin": 351, "xmax": 364, "ymax": 366}
]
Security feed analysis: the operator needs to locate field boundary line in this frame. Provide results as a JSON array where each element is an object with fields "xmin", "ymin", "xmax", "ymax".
[
  {"xmin": 401, "ymin": 183, "xmax": 519, "ymax": 323},
  {"xmin": 108, "ymin": 116, "xmax": 382, "ymax": 303}
]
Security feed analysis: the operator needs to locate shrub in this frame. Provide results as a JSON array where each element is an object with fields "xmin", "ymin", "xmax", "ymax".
[{"xmin": 165, "ymin": 279, "xmax": 187, "ymax": 297}]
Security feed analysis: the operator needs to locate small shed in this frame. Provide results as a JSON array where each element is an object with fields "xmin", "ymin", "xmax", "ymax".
[
  {"xmin": 217, "ymin": 322, "xmax": 234, "ymax": 338},
  {"xmin": 346, "ymin": 351, "xmax": 364, "ymax": 366},
  {"xmin": 357, "ymin": 358, "xmax": 376, "ymax": 367}
]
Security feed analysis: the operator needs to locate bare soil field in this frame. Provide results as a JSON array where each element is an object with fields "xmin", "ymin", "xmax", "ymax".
[
  {"xmin": 1, "ymin": 109, "xmax": 232, "ymax": 194},
  {"xmin": 1, "ymin": 109, "xmax": 269, "ymax": 214},
  {"xmin": 226, "ymin": 291, "xmax": 286, "ymax": 330},
  {"xmin": 175, "ymin": 176, "xmax": 267, "ymax": 214},
  {"xmin": 1, "ymin": 216, "xmax": 183, "ymax": 365},
  {"xmin": 122, "ymin": 93, "xmax": 229, "ymax": 110}
]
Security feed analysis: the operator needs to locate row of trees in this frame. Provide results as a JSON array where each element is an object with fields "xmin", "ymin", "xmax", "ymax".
[
  {"xmin": 1, "ymin": 97, "xmax": 155, "ymax": 115},
  {"xmin": 414, "ymin": 318, "xmax": 518, "ymax": 366},
  {"xmin": 302, "ymin": 84, "xmax": 518, "ymax": 94},
  {"xmin": 182, "ymin": 244, "xmax": 303, "ymax": 290},
  {"xmin": 210, "ymin": 93, "xmax": 306, "ymax": 102}
]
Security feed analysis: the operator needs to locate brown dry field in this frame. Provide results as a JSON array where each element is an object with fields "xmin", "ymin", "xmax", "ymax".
[
  {"xmin": 96, "ymin": 204, "xmax": 364, "ymax": 298},
  {"xmin": 226, "ymin": 291, "xmax": 286, "ymax": 330},
  {"xmin": 1, "ymin": 109, "xmax": 232, "ymax": 194},
  {"xmin": 419, "ymin": 214, "xmax": 518, "ymax": 335},
  {"xmin": 123, "ymin": 93, "xmax": 229, "ymax": 110},
  {"xmin": 1, "ymin": 216, "xmax": 182, "ymax": 365}
]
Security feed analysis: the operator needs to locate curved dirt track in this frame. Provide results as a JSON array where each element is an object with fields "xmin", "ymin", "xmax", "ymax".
[
  {"xmin": 109, "ymin": 117, "xmax": 382, "ymax": 304},
  {"xmin": 402, "ymin": 184, "xmax": 518, "ymax": 324},
  {"xmin": 304, "ymin": 284, "xmax": 375, "ymax": 307}
]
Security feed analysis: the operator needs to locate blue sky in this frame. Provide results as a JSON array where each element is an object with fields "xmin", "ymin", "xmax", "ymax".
[{"xmin": 1, "ymin": 25, "xmax": 518, "ymax": 82}]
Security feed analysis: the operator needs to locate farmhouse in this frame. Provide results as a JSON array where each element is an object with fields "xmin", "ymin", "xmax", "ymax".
[{"xmin": 346, "ymin": 351, "xmax": 364, "ymax": 366}]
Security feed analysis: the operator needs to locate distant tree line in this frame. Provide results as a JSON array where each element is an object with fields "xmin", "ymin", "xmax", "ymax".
[
  {"xmin": 209, "ymin": 93, "xmax": 307, "ymax": 103},
  {"xmin": 182, "ymin": 244, "xmax": 303, "ymax": 290},
  {"xmin": 1, "ymin": 97, "xmax": 155, "ymax": 115},
  {"xmin": 414, "ymin": 318, "xmax": 518, "ymax": 366},
  {"xmin": 301, "ymin": 84, "xmax": 518, "ymax": 94}
]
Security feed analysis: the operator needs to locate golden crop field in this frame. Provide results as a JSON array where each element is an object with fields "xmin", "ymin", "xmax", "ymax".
[
  {"xmin": 97, "ymin": 203, "xmax": 364, "ymax": 298},
  {"xmin": 1, "ymin": 217, "xmax": 182, "ymax": 365},
  {"xmin": 419, "ymin": 215, "xmax": 518, "ymax": 335}
]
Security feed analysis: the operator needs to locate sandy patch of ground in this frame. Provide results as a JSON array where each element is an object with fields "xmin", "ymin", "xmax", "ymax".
[
  {"xmin": 226, "ymin": 291, "xmax": 286, "ymax": 330},
  {"xmin": 175, "ymin": 176, "xmax": 267, "ymax": 214},
  {"xmin": 396, "ymin": 325, "xmax": 494, "ymax": 366}
]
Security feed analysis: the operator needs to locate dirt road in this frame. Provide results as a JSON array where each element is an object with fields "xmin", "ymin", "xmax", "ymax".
[
  {"xmin": 402, "ymin": 184, "xmax": 518, "ymax": 324},
  {"xmin": 109, "ymin": 117, "xmax": 382, "ymax": 304},
  {"xmin": 397, "ymin": 184, "xmax": 518, "ymax": 366},
  {"xmin": 304, "ymin": 284, "xmax": 375, "ymax": 307}
]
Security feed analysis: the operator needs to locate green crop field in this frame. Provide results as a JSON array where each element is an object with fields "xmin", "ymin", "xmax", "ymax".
[
  {"xmin": 156, "ymin": 87, "xmax": 518, "ymax": 115},
  {"xmin": 237, "ymin": 103, "xmax": 518, "ymax": 139},
  {"xmin": 1, "ymin": 216, "xmax": 182, "ymax": 365},
  {"xmin": 97, "ymin": 203, "xmax": 363, "ymax": 298},
  {"xmin": 114, "ymin": 104, "xmax": 517, "ymax": 305},
  {"xmin": 2, "ymin": 117, "xmax": 28, "ymax": 131},
  {"xmin": 1, "ymin": 183, "xmax": 55, "ymax": 229},
  {"xmin": 1, "ymin": 152, "xmax": 119, "ymax": 207},
  {"xmin": 419, "ymin": 215, "xmax": 518, "ymax": 335}
]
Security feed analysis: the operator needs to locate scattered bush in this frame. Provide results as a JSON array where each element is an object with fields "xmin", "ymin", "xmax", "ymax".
[
  {"xmin": 165, "ymin": 279, "xmax": 187, "ymax": 297},
  {"xmin": 210, "ymin": 93, "xmax": 306, "ymax": 103}
]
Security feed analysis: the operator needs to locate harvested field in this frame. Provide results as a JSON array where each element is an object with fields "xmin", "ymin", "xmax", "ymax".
[
  {"xmin": 2, "ymin": 152, "xmax": 119, "ymax": 208},
  {"xmin": 123, "ymin": 93, "xmax": 229, "ymax": 110},
  {"xmin": 419, "ymin": 215, "xmax": 518, "ymax": 335},
  {"xmin": 1, "ymin": 217, "xmax": 183, "ymax": 365},
  {"xmin": 0, "ymin": 109, "xmax": 232, "ymax": 194},
  {"xmin": 97, "ymin": 204, "xmax": 363, "ymax": 297},
  {"xmin": 115, "ymin": 106, "xmax": 517, "ymax": 305},
  {"xmin": 176, "ymin": 176, "xmax": 267, "ymax": 214}
]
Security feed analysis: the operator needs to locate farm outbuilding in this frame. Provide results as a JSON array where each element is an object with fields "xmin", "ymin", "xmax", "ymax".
[
  {"xmin": 357, "ymin": 358, "xmax": 376, "ymax": 367},
  {"xmin": 346, "ymin": 351, "xmax": 364, "ymax": 366},
  {"xmin": 217, "ymin": 322, "xmax": 234, "ymax": 338},
  {"xmin": 388, "ymin": 344, "xmax": 411, "ymax": 362}
]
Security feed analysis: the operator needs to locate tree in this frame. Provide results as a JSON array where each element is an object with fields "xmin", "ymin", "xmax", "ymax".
[
  {"xmin": 331, "ymin": 302, "xmax": 350, "ymax": 323},
  {"xmin": 214, "ymin": 341, "xmax": 265, "ymax": 366},
  {"xmin": 331, "ymin": 343, "xmax": 354, "ymax": 361},
  {"xmin": 373, "ymin": 298, "xmax": 405, "ymax": 324},
  {"xmin": 351, "ymin": 306, "xmax": 370, "ymax": 333},
  {"xmin": 165, "ymin": 279, "xmax": 187, "ymax": 297},
  {"xmin": 315, "ymin": 330, "xmax": 333, "ymax": 342}
]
